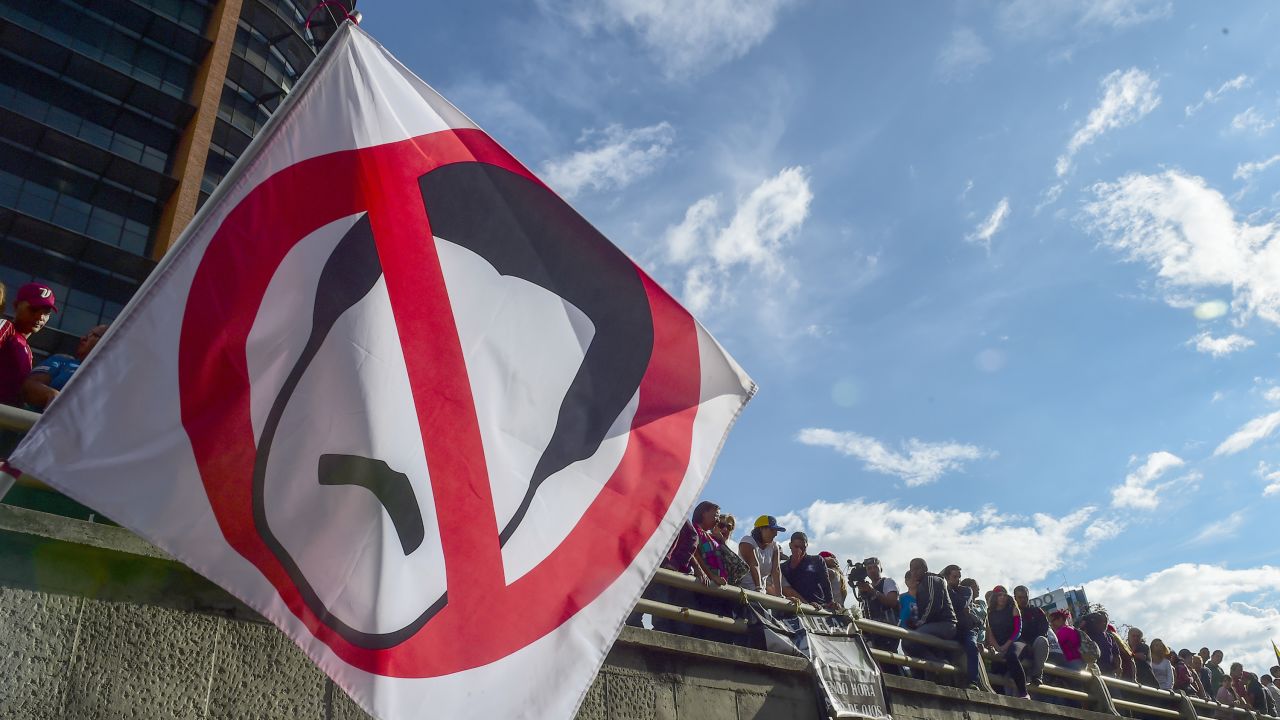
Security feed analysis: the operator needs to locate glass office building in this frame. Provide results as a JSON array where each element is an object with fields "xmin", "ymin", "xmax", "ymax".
[{"xmin": 0, "ymin": 0, "xmax": 353, "ymax": 355}]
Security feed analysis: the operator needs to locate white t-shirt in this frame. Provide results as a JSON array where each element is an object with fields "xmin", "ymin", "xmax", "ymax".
[
  {"xmin": 738, "ymin": 535, "xmax": 779, "ymax": 592},
  {"xmin": 1151, "ymin": 658, "xmax": 1174, "ymax": 690},
  {"xmin": 861, "ymin": 576, "xmax": 899, "ymax": 623}
]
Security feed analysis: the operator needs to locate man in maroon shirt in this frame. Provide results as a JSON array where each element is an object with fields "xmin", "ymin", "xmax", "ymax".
[{"xmin": 0, "ymin": 282, "xmax": 57, "ymax": 407}]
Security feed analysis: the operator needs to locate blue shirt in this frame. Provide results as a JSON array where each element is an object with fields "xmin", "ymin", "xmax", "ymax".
[
  {"xmin": 899, "ymin": 593, "xmax": 917, "ymax": 627},
  {"xmin": 30, "ymin": 353, "xmax": 80, "ymax": 397}
]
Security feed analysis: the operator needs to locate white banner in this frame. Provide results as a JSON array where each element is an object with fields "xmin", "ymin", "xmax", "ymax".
[{"xmin": 11, "ymin": 21, "xmax": 754, "ymax": 720}]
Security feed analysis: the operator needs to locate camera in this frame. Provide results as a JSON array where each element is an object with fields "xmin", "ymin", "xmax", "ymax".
[{"xmin": 847, "ymin": 560, "xmax": 868, "ymax": 584}]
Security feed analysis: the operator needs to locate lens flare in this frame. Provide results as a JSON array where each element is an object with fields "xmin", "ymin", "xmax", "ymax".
[{"xmin": 1194, "ymin": 300, "xmax": 1229, "ymax": 320}]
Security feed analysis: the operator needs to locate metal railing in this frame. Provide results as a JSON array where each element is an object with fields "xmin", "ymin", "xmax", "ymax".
[
  {"xmin": 0, "ymin": 403, "xmax": 37, "ymax": 433},
  {"xmin": 641, "ymin": 569, "xmax": 1280, "ymax": 720},
  {"xmin": 0, "ymin": 405, "xmax": 47, "ymax": 491},
  {"xmin": 3, "ymin": 407, "xmax": 1277, "ymax": 720}
]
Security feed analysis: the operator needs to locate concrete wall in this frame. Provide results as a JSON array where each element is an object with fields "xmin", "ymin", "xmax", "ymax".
[{"xmin": 0, "ymin": 503, "xmax": 1121, "ymax": 720}]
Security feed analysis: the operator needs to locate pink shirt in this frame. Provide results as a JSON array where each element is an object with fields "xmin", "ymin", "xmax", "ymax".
[
  {"xmin": 0, "ymin": 321, "xmax": 32, "ymax": 406},
  {"xmin": 1055, "ymin": 625, "xmax": 1083, "ymax": 663}
]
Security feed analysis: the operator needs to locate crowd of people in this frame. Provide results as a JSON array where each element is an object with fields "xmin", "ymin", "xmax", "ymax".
[
  {"xmin": 637, "ymin": 500, "xmax": 1280, "ymax": 715},
  {"xmin": 0, "ymin": 281, "xmax": 105, "ymax": 415},
  {"xmin": 0, "ymin": 280, "xmax": 108, "ymax": 477}
]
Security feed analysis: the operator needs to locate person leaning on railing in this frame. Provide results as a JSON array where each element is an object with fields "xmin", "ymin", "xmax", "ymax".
[
  {"xmin": 984, "ymin": 585, "xmax": 1029, "ymax": 699},
  {"xmin": 902, "ymin": 559, "xmax": 957, "ymax": 667},
  {"xmin": 1246, "ymin": 672, "xmax": 1271, "ymax": 714},
  {"xmin": 1048, "ymin": 609, "xmax": 1085, "ymax": 671},
  {"xmin": 738, "ymin": 515, "xmax": 785, "ymax": 597},
  {"xmin": 710, "ymin": 515, "xmax": 751, "ymax": 589},
  {"xmin": 779, "ymin": 532, "xmax": 839, "ymax": 612},
  {"xmin": 819, "ymin": 551, "xmax": 848, "ymax": 609},
  {"xmin": 1261, "ymin": 674, "xmax": 1280, "ymax": 715},
  {"xmin": 1148, "ymin": 638, "xmax": 1173, "ymax": 690},
  {"xmin": 1078, "ymin": 605, "xmax": 1121, "ymax": 677},
  {"xmin": 626, "ymin": 502, "xmax": 712, "ymax": 634},
  {"xmin": 1013, "ymin": 586, "xmax": 1049, "ymax": 687},
  {"xmin": 942, "ymin": 564, "xmax": 982, "ymax": 690},
  {"xmin": 1228, "ymin": 662, "xmax": 1252, "ymax": 710},
  {"xmin": 856, "ymin": 557, "xmax": 903, "ymax": 673},
  {"xmin": 1173, "ymin": 649, "xmax": 1204, "ymax": 699}
]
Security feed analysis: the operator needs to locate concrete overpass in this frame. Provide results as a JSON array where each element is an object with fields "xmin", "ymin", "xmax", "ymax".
[{"xmin": 0, "ymin": 501, "xmax": 1219, "ymax": 720}]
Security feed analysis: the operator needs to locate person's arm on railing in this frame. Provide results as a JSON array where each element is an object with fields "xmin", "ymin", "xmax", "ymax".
[
  {"xmin": 778, "ymin": 566, "xmax": 822, "ymax": 611},
  {"xmin": 22, "ymin": 371, "xmax": 58, "ymax": 409}
]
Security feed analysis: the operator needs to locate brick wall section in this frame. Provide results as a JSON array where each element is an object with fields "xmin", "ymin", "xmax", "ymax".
[{"xmin": 152, "ymin": 0, "xmax": 245, "ymax": 260}]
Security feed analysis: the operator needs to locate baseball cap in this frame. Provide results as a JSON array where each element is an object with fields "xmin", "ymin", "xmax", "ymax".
[
  {"xmin": 818, "ymin": 551, "xmax": 835, "ymax": 559},
  {"xmin": 753, "ymin": 515, "xmax": 786, "ymax": 532},
  {"xmin": 16, "ymin": 282, "xmax": 56, "ymax": 312}
]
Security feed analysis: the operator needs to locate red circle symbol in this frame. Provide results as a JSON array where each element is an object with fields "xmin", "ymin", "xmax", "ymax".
[{"xmin": 178, "ymin": 130, "xmax": 701, "ymax": 677}]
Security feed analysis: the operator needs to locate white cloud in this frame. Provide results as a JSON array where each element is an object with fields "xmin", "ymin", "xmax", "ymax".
[
  {"xmin": 997, "ymin": 0, "xmax": 1171, "ymax": 36},
  {"xmin": 1084, "ymin": 171, "xmax": 1280, "ymax": 326},
  {"xmin": 966, "ymin": 197, "xmax": 1011, "ymax": 251},
  {"xmin": 1190, "ymin": 332, "xmax": 1255, "ymax": 357},
  {"xmin": 1110, "ymin": 451, "xmax": 1186, "ymax": 509},
  {"xmin": 936, "ymin": 27, "xmax": 990, "ymax": 83},
  {"xmin": 1190, "ymin": 510, "xmax": 1247, "ymax": 544},
  {"xmin": 1057, "ymin": 68, "xmax": 1161, "ymax": 177},
  {"xmin": 1085, "ymin": 517, "xmax": 1125, "ymax": 545},
  {"xmin": 796, "ymin": 428, "xmax": 993, "ymax": 487},
  {"xmin": 541, "ymin": 122, "xmax": 675, "ymax": 198},
  {"xmin": 666, "ymin": 197, "xmax": 720, "ymax": 265},
  {"xmin": 1086, "ymin": 564, "xmax": 1280, "ymax": 673},
  {"xmin": 781, "ymin": 498, "xmax": 1101, "ymax": 588},
  {"xmin": 1234, "ymin": 154, "xmax": 1280, "ymax": 182},
  {"xmin": 1230, "ymin": 107, "xmax": 1277, "ymax": 135},
  {"xmin": 1185, "ymin": 74, "xmax": 1252, "ymax": 117},
  {"xmin": 1256, "ymin": 462, "xmax": 1280, "ymax": 496},
  {"xmin": 553, "ymin": 0, "xmax": 796, "ymax": 78},
  {"xmin": 664, "ymin": 167, "xmax": 812, "ymax": 314},
  {"xmin": 1214, "ymin": 410, "xmax": 1280, "ymax": 456},
  {"xmin": 1264, "ymin": 387, "xmax": 1280, "ymax": 404}
]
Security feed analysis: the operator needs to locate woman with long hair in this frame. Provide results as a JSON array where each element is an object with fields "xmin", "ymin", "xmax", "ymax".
[
  {"xmin": 711, "ymin": 515, "xmax": 750, "ymax": 588},
  {"xmin": 1150, "ymin": 639, "xmax": 1174, "ymax": 690},
  {"xmin": 985, "ymin": 585, "xmax": 1029, "ymax": 698}
]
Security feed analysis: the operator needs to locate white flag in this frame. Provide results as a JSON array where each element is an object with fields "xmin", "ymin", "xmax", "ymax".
[{"xmin": 11, "ymin": 20, "xmax": 754, "ymax": 720}]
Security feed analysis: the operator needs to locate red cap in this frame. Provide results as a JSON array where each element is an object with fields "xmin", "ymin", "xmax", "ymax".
[
  {"xmin": 818, "ymin": 551, "xmax": 835, "ymax": 559},
  {"xmin": 15, "ymin": 283, "xmax": 56, "ymax": 312},
  {"xmin": 992, "ymin": 585, "xmax": 1008, "ymax": 595}
]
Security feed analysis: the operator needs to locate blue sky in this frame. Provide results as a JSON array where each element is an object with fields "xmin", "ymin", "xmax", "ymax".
[{"xmin": 363, "ymin": 1, "xmax": 1280, "ymax": 669}]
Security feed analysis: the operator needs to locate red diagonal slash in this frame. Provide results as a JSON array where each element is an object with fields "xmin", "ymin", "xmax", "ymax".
[{"xmin": 358, "ymin": 144, "xmax": 507, "ymax": 618}]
